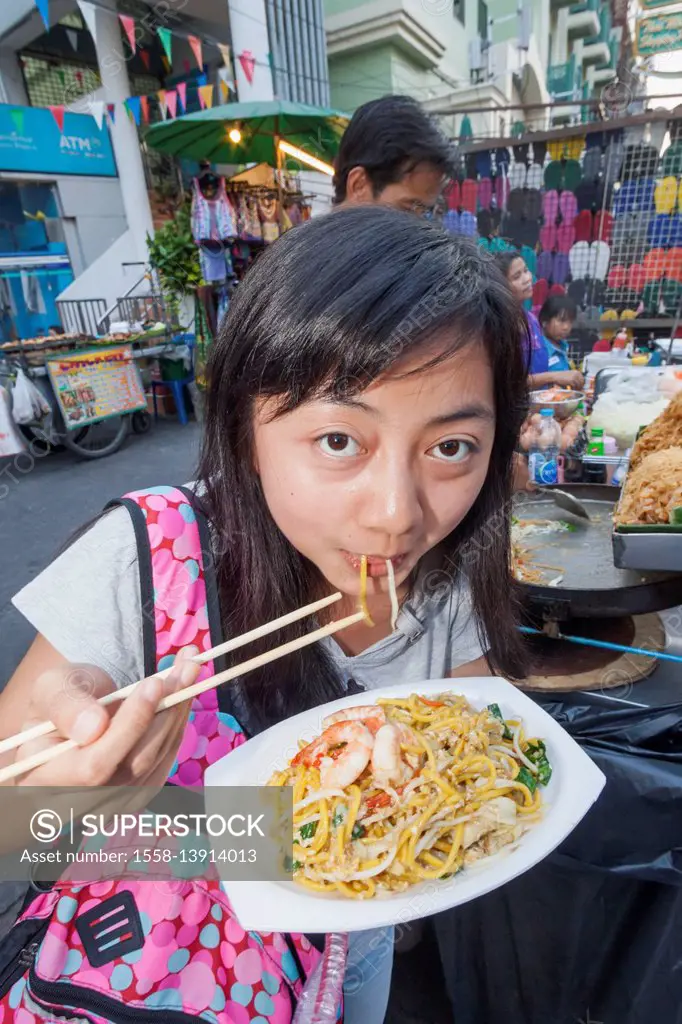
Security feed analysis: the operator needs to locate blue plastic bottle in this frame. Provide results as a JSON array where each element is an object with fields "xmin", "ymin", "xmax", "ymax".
[{"xmin": 528, "ymin": 409, "xmax": 561, "ymax": 485}]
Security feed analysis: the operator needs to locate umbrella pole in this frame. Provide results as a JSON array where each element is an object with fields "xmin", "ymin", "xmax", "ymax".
[{"xmin": 275, "ymin": 127, "xmax": 285, "ymax": 232}]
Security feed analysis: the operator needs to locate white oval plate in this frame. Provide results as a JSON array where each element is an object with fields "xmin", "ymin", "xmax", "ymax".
[{"xmin": 204, "ymin": 677, "xmax": 605, "ymax": 933}]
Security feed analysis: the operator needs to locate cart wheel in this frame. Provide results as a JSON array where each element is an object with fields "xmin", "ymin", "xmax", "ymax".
[
  {"xmin": 63, "ymin": 414, "xmax": 130, "ymax": 460},
  {"xmin": 132, "ymin": 410, "xmax": 152, "ymax": 434},
  {"xmin": 18, "ymin": 424, "xmax": 65, "ymax": 453}
]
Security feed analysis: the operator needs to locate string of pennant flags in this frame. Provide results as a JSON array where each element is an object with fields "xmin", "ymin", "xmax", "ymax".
[
  {"xmin": 33, "ymin": 0, "xmax": 278, "ymax": 134},
  {"xmin": 44, "ymin": 74, "xmax": 229, "ymax": 135}
]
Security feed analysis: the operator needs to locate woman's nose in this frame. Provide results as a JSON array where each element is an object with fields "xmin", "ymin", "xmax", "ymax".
[{"xmin": 359, "ymin": 458, "xmax": 423, "ymax": 538}]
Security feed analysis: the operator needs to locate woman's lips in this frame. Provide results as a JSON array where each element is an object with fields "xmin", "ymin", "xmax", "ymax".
[{"xmin": 341, "ymin": 552, "xmax": 406, "ymax": 577}]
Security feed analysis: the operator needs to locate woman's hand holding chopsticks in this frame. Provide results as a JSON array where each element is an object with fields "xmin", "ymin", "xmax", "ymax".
[{"xmin": 1, "ymin": 648, "xmax": 201, "ymax": 789}]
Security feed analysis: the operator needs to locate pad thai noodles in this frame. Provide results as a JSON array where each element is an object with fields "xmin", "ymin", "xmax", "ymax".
[{"xmin": 268, "ymin": 693, "xmax": 552, "ymax": 898}]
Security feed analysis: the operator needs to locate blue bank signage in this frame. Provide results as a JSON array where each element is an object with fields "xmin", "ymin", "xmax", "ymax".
[{"xmin": 0, "ymin": 105, "xmax": 117, "ymax": 177}]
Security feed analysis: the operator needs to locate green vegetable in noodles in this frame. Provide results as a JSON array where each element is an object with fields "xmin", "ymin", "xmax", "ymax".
[
  {"xmin": 299, "ymin": 821, "xmax": 318, "ymax": 841},
  {"xmin": 487, "ymin": 703, "xmax": 513, "ymax": 740},
  {"xmin": 516, "ymin": 767, "xmax": 537, "ymax": 794}
]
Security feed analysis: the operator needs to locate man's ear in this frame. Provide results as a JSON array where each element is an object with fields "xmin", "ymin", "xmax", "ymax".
[{"xmin": 344, "ymin": 166, "xmax": 375, "ymax": 204}]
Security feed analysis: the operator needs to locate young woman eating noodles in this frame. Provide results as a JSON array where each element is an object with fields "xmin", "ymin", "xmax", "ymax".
[{"xmin": 0, "ymin": 206, "xmax": 528, "ymax": 1024}]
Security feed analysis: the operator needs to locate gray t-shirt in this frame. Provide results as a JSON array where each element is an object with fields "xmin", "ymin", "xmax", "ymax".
[{"xmin": 12, "ymin": 506, "xmax": 487, "ymax": 693}]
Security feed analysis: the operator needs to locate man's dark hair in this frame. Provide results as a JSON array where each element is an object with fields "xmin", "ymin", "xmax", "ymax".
[
  {"xmin": 333, "ymin": 95, "xmax": 455, "ymax": 204},
  {"xmin": 539, "ymin": 295, "xmax": 578, "ymax": 325}
]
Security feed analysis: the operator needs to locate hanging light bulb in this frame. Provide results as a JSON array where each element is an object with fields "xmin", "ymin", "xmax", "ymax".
[{"xmin": 228, "ymin": 127, "xmax": 242, "ymax": 144}]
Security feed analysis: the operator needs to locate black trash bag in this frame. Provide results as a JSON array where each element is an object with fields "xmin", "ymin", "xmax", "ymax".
[{"xmin": 433, "ymin": 695, "xmax": 682, "ymax": 1024}]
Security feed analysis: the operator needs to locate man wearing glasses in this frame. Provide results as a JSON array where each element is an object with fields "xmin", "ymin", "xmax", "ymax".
[{"xmin": 333, "ymin": 95, "xmax": 455, "ymax": 216}]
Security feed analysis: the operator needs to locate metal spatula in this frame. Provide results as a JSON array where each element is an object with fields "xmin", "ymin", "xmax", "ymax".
[{"xmin": 547, "ymin": 488, "xmax": 591, "ymax": 520}]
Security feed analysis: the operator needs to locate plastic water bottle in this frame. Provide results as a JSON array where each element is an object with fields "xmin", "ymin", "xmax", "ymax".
[{"xmin": 528, "ymin": 409, "xmax": 561, "ymax": 485}]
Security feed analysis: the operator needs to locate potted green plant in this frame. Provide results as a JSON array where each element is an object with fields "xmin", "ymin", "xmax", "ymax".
[{"xmin": 146, "ymin": 202, "xmax": 201, "ymax": 327}]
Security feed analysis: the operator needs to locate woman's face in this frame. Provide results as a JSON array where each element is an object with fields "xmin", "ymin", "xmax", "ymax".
[
  {"xmin": 253, "ymin": 340, "xmax": 496, "ymax": 601},
  {"xmin": 507, "ymin": 258, "xmax": 533, "ymax": 303}
]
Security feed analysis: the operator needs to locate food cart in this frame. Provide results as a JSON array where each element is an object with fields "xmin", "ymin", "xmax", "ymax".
[{"xmin": 0, "ymin": 323, "xmax": 180, "ymax": 459}]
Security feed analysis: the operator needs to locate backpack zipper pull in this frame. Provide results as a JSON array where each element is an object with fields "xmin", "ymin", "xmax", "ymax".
[{"xmin": 20, "ymin": 942, "xmax": 39, "ymax": 967}]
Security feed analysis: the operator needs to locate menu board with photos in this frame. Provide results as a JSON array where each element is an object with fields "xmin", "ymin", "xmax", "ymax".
[{"xmin": 47, "ymin": 345, "xmax": 146, "ymax": 430}]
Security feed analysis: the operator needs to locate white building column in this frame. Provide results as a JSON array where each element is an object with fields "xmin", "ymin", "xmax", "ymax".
[
  {"xmin": 227, "ymin": 0, "xmax": 274, "ymax": 101},
  {"xmin": 90, "ymin": 4, "xmax": 153, "ymax": 262},
  {"xmin": 0, "ymin": 48, "xmax": 29, "ymax": 104}
]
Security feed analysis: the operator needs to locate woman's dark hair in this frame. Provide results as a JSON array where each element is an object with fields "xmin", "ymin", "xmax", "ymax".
[
  {"xmin": 494, "ymin": 250, "xmax": 523, "ymax": 278},
  {"xmin": 199, "ymin": 205, "xmax": 528, "ymax": 731},
  {"xmin": 539, "ymin": 295, "xmax": 578, "ymax": 326},
  {"xmin": 333, "ymin": 95, "xmax": 455, "ymax": 204}
]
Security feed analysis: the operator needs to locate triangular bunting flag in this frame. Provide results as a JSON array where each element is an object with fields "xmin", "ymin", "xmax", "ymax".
[
  {"xmin": 49, "ymin": 106, "xmax": 65, "ymax": 133},
  {"xmin": 183, "ymin": 58, "xmax": 191, "ymax": 74},
  {"xmin": 140, "ymin": 50, "xmax": 151, "ymax": 71},
  {"xmin": 220, "ymin": 79, "xmax": 229, "ymax": 102},
  {"xmin": 197, "ymin": 72, "xmax": 207, "ymax": 87},
  {"xmin": 66, "ymin": 28, "xmax": 78, "ymax": 51},
  {"xmin": 77, "ymin": 1, "xmax": 97, "ymax": 45},
  {"xmin": 157, "ymin": 89, "xmax": 167, "ymax": 119},
  {"xmin": 90, "ymin": 100, "xmax": 105, "ymax": 130},
  {"xmin": 107, "ymin": 102, "xmax": 116, "ymax": 123},
  {"xmin": 217, "ymin": 43, "xmax": 231, "ymax": 68},
  {"xmin": 157, "ymin": 26, "xmax": 172, "ymax": 64},
  {"xmin": 9, "ymin": 108, "xmax": 24, "ymax": 134},
  {"xmin": 57, "ymin": 69, "xmax": 65, "ymax": 86},
  {"xmin": 35, "ymin": 0, "xmax": 50, "ymax": 30},
  {"xmin": 75, "ymin": 70, "xmax": 83, "ymax": 86},
  {"xmin": 166, "ymin": 90, "xmax": 177, "ymax": 119},
  {"xmin": 125, "ymin": 96, "xmax": 141, "ymax": 125},
  {"xmin": 177, "ymin": 82, "xmax": 187, "ymax": 113},
  {"xmin": 119, "ymin": 13, "xmax": 136, "ymax": 55},
  {"xmin": 239, "ymin": 50, "xmax": 256, "ymax": 85},
  {"xmin": 198, "ymin": 84, "xmax": 213, "ymax": 110},
  {"xmin": 188, "ymin": 35, "xmax": 203, "ymax": 69},
  {"xmin": 140, "ymin": 95, "xmax": 149, "ymax": 124}
]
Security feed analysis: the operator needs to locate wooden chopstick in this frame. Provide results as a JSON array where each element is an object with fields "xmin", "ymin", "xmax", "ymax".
[
  {"xmin": 0, "ymin": 609, "xmax": 365, "ymax": 784},
  {"xmin": 0, "ymin": 591, "xmax": 343, "ymax": 758}
]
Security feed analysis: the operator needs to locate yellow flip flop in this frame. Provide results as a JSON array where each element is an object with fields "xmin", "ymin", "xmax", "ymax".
[{"xmin": 655, "ymin": 176, "xmax": 678, "ymax": 215}]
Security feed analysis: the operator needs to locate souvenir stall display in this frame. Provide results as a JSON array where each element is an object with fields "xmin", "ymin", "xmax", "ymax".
[
  {"xmin": 188, "ymin": 160, "xmax": 313, "ymax": 343},
  {"xmin": 446, "ymin": 115, "xmax": 682, "ymax": 336}
]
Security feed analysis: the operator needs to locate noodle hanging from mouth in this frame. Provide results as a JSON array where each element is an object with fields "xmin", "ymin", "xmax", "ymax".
[
  {"xmin": 386, "ymin": 558, "xmax": 399, "ymax": 632},
  {"xmin": 359, "ymin": 554, "xmax": 375, "ymax": 626}
]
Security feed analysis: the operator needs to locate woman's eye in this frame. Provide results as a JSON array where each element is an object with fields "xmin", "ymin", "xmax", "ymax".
[
  {"xmin": 318, "ymin": 433, "xmax": 361, "ymax": 457},
  {"xmin": 429, "ymin": 439, "xmax": 472, "ymax": 463}
]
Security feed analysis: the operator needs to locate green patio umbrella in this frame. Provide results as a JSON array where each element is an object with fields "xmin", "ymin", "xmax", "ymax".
[{"xmin": 145, "ymin": 98, "xmax": 349, "ymax": 170}]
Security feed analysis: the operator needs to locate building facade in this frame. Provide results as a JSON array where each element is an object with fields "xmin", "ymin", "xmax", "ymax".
[{"xmin": 323, "ymin": 0, "xmax": 633, "ymax": 134}]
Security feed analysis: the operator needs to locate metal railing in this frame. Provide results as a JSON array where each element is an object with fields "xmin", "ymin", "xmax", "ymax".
[
  {"xmin": 116, "ymin": 293, "xmax": 174, "ymax": 327},
  {"xmin": 57, "ymin": 298, "xmax": 107, "ymax": 336}
]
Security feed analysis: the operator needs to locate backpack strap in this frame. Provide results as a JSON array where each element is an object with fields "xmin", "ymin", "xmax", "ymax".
[{"xmin": 109, "ymin": 485, "xmax": 247, "ymax": 786}]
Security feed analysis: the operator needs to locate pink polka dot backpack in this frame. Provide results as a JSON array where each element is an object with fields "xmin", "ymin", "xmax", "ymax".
[{"xmin": 0, "ymin": 485, "xmax": 333, "ymax": 1023}]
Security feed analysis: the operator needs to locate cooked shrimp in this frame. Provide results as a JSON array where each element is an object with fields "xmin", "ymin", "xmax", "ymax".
[
  {"xmin": 292, "ymin": 721, "xmax": 374, "ymax": 789},
  {"xmin": 323, "ymin": 705, "xmax": 387, "ymax": 735},
  {"xmin": 371, "ymin": 724, "xmax": 413, "ymax": 788}
]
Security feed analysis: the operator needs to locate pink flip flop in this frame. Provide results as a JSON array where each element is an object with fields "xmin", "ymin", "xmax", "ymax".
[
  {"xmin": 478, "ymin": 177, "xmax": 492, "ymax": 210},
  {"xmin": 540, "ymin": 223, "xmax": 557, "ymax": 251},
  {"xmin": 495, "ymin": 173, "xmax": 510, "ymax": 210},
  {"xmin": 559, "ymin": 190, "xmax": 578, "ymax": 223},
  {"xmin": 461, "ymin": 179, "xmax": 478, "ymax": 213},
  {"xmin": 542, "ymin": 189, "xmax": 559, "ymax": 223},
  {"xmin": 557, "ymin": 222, "xmax": 576, "ymax": 253}
]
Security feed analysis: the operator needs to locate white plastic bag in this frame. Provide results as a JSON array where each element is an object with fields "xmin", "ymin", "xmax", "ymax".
[
  {"xmin": 10, "ymin": 368, "xmax": 50, "ymax": 425},
  {"xmin": 0, "ymin": 385, "xmax": 26, "ymax": 456}
]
